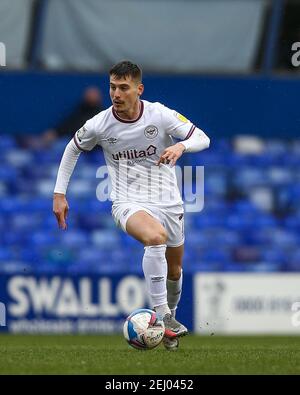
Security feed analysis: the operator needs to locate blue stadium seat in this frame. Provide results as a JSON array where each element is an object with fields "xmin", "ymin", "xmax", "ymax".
[
  {"xmin": 0, "ymin": 135, "xmax": 16, "ymax": 150},
  {"xmin": 61, "ymin": 230, "xmax": 89, "ymax": 248},
  {"xmin": 68, "ymin": 180, "xmax": 95, "ymax": 197},
  {"xmin": 91, "ymin": 229, "xmax": 120, "ymax": 248},
  {"xmin": 222, "ymin": 262, "xmax": 246, "ymax": 272},
  {"xmin": 284, "ymin": 215, "xmax": 300, "ymax": 231},
  {"xmin": 243, "ymin": 262, "xmax": 282, "ymax": 272},
  {"xmin": 191, "ymin": 262, "xmax": 224, "ymax": 272},
  {"xmin": 0, "ymin": 261, "xmax": 32, "ymax": 274},
  {"xmin": 200, "ymin": 248, "xmax": 230, "ymax": 264},
  {"xmin": 260, "ymin": 248, "xmax": 286, "ymax": 265},
  {"xmin": 29, "ymin": 230, "xmax": 60, "ymax": 246},
  {"xmin": 0, "ymin": 166, "xmax": 18, "ymax": 181},
  {"xmin": 3, "ymin": 231, "xmax": 29, "ymax": 245},
  {"xmin": 271, "ymin": 229, "xmax": 298, "ymax": 249},
  {"xmin": 234, "ymin": 167, "xmax": 266, "ymax": 189},
  {"xmin": 0, "ymin": 248, "xmax": 14, "ymax": 261},
  {"xmin": 5, "ymin": 149, "xmax": 34, "ymax": 168},
  {"xmin": 285, "ymin": 248, "xmax": 300, "ymax": 271},
  {"xmin": 43, "ymin": 246, "xmax": 75, "ymax": 265},
  {"xmin": 11, "ymin": 213, "xmax": 41, "ymax": 231}
]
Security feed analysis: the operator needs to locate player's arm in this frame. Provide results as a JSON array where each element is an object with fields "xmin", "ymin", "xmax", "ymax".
[
  {"xmin": 53, "ymin": 139, "xmax": 81, "ymax": 229},
  {"xmin": 157, "ymin": 141, "xmax": 186, "ymax": 167},
  {"xmin": 53, "ymin": 193, "xmax": 69, "ymax": 230},
  {"xmin": 53, "ymin": 124, "xmax": 97, "ymax": 229},
  {"xmin": 157, "ymin": 106, "xmax": 210, "ymax": 166}
]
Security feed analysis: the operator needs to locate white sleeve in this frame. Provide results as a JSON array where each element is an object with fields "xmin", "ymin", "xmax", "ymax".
[
  {"xmin": 179, "ymin": 127, "xmax": 210, "ymax": 153},
  {"xmin": 159, "ymin": 103, "xmax": 210, "ymax": 153},
  {"xmin": 159, "ymin": 103, "xmax": 196, "ymax": 140},
  {"xmin": 73, "ymin": 117, "xmax": 98, "ymax": 152},
  {"xmin": 53, "ymin": 139, "xmax": 81, "ymax": 194}
]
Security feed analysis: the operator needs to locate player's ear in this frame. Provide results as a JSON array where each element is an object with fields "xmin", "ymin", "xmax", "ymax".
[{"xmin": 137, "ymin": 83, "xmax": 144, "ymax": 97}]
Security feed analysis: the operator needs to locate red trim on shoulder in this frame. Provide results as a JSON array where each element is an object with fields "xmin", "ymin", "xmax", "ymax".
[
  {"xmin": 73, "ymin": 135, "xmax": 89, "ymax": 152},
  {"xmin": 112, "ymin": 101, "xmax": 144, "ymax": 123},
  {"xmin": 184, "ymin": 125, "xmax": 196, "ymax": 140}
]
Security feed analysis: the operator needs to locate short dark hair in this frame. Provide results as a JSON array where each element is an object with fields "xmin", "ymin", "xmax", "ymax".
[{"xmin": 109, "ymin": 60, "xmax": 142, "ymax": 82}]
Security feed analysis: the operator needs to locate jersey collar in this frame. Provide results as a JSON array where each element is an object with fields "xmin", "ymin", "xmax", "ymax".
[{"xmin": 112, "ymin": 101, "xmax": 144, "ymax": 123}]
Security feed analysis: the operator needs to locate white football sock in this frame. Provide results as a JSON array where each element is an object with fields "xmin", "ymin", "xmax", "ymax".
[
  {"xmin": 167, "ymin": 270, "xmax": 183, "ymax": 318},
  {"xmin": 142, "ymin": 244, "xmax": 170, "ymax": 315}
]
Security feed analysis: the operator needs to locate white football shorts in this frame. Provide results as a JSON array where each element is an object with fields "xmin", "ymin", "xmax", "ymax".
[{"xmin": 111, "ymin": 202, "xmax": 185, "ymax": 247}]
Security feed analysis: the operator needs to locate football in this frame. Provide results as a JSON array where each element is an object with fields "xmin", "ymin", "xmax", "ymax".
[{"xmin": 123, "ymin": 308, "xmax": 165, "ymax": 350}]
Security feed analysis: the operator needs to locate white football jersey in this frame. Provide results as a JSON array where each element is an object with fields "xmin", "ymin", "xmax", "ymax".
[{"xmin": 73, "ymin": 100, "xmax": 196, "ymax": 207}]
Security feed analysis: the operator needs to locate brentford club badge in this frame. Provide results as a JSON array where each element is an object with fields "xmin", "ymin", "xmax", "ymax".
[{"xmin": 144, "ymin": 125, "xmax": 158, "ymax": 139}]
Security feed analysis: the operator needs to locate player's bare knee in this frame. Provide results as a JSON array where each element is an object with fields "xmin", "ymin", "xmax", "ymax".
[
  {"xmin": 168, "ymin": 268, "xmax": 181, "ymax": 281},
  {"xmin": 144, "ymin": 229, "xmax": 168, "ymax": 246}
]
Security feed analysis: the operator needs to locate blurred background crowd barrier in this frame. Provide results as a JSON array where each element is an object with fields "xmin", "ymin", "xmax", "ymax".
[{"xmin": 1, "ymin": 0, "xmax": 300, "ymax": 334}]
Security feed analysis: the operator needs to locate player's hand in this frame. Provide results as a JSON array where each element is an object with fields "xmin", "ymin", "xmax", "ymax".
[
  {"xmin": 156, "ymin": 143, "xmax": 186, "ymax": 167},
  {"xmin": 53, "ymin": 193, "xmax": 69, "ymax": 230}
]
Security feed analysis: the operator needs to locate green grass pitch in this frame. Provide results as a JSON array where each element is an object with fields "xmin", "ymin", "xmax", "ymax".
[{"xmin": 0, "ymin": 334, "xmax": 299, "ymax": 375}]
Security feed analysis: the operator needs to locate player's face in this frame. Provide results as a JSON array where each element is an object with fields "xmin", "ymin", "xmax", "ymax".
[{"xmin": 110, "ymin": 75, "xmax": 144, "ymax": 115}]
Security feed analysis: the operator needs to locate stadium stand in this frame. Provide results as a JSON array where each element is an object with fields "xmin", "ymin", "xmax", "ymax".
[{"xmin": 1, "ymin": 135, "xmax": 299, "ymax": 275}]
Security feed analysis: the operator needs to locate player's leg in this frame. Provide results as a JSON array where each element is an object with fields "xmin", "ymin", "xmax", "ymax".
[
  {"xmin": 162, "ymin": 207, "xmax": 185, "ymax": 319},
  {"xmin": 166, "ymin": 244, "xmax": 184, "ymax": 318},
  {"xmin": 126, "ymin": 210, "xmax": 187, "ymax": 338},
  {"xmin": 125, "ymin": 210, "xmax": 167, "ymax": 246},
  {"xmin": 161, "ymin": 207, "xmax": 187, "ymax": 349},
  {"xmin": 162, "ymin": 244, "xmax": 185, "ymax": 350},
  {"xmin": 126, "ymin": 210, "xmax": 171, "ymax": 318}
]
